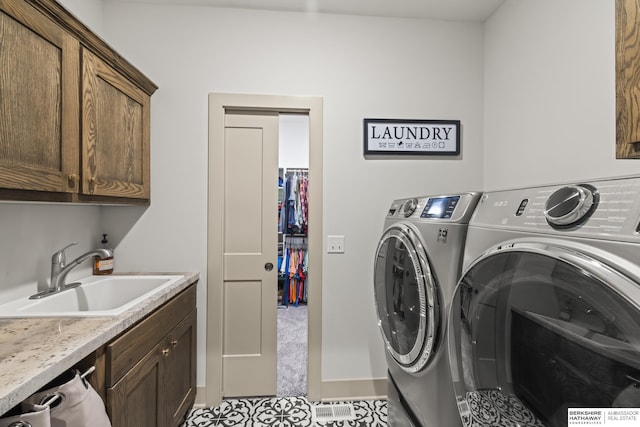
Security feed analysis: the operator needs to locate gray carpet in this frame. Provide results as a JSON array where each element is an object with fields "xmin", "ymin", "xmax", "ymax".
[{"xmin": 277, "ymin": 305, "xmax": 307, "ymax": 397}]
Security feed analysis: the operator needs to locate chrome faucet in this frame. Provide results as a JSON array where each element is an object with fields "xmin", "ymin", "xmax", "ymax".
[{"xmin": 29, "ymin": 242, "xmax": 114, "ymax": 299}]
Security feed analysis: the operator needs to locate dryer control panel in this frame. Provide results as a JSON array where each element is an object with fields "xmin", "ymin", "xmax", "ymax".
[{"xmin": 471, "ymin": 176, "xmax": 640, "ymax": 241}]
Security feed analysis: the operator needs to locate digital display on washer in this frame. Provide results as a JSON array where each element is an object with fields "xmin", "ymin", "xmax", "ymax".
[{"xmin": 421, "ymin": 196, "xmax": 460, "ymax": 219}]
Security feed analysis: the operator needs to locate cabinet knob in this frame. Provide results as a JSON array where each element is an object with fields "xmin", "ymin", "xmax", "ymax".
[
  {"xmin": 68, "ymin": 174, "xmax": 79, "ymax": 183},
  {"xmin": 171, "ymin": 340, "xmax": 178, "ymax": 347},
  {"xmin": 162, "ymin": 349, "xmax": 170, "ymax": 357}
]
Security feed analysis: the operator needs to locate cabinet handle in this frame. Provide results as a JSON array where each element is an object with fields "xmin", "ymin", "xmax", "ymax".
[
  {"xmin": 162, "ymin": 349, "xmax": 170, "ymax": 357},
  {"xmin": 89, "ymin": 177, "xmax": 97, "ymax": 194},
  {"xmin": 171, "ymin": 340, "xmax": 178, "ymax": 347},
  {"xmin": 68, "ymin": 174, "xmax": 79, "ymax": 183}
]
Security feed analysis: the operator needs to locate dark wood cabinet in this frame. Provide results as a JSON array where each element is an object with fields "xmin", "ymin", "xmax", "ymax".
[
  {"xmin": 104, "ymin": 285, "xmax": 197, "ymax": 427},
  {"xmin": 617, "ymin": 0, "xmax": 640, "ymax": 159},
  {"xmin": 107, "ymin": 340, "xmax": 165, "ymax": 427},
  {"xmin": 0, "ymin": 0, "xmax": 79, "ymax": 194},
  {"xmin": 75, "ymin": 284, "xmax": 197, "ymax": 427},
  {"xmin": 165, "ymin": 310, "xmax": 197, "ymax": 427},
  {"xmin": 81, "ymin": 48, "xmax": 151, "ymax": 200},
  {"xmin": 0, "ymin": 0, "xmax": 157, "ymax": 203}
]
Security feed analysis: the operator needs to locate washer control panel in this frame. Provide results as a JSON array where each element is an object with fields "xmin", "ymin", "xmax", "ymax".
[
  {"xmin": 402, "ymin": 198, "xmax": 419, "ymax": 217},
  {"xmin": 386, "ymin": 192, "xmax": 481, "ymax": 223},
  {"xmin": 421, "ymin": 196, "xmax": 460, "ymax": 219}
]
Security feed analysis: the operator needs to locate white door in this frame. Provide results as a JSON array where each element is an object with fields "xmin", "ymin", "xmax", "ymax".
[
  {"xmin": 221, "ymin": 111, "xmax": 278, "ymax": 397},
  {"xmin": 207, "ymin": 93, "xmax": 323, "ymax": 406}
]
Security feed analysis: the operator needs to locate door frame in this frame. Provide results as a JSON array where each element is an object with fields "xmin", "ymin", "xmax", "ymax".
[{"xmin": 206, "ymin": 93, "xmax": 323, "ymax": 406}]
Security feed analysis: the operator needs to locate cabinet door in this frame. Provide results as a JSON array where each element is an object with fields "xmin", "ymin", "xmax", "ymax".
[
  {"xmin": 82, "ymin": 48, "xmax": 150, "ymax": 200},
  {"xmin": 164, "ymin": 310, "xmax": 197, "ymax": 427},
  {"xmin": 0, "ymin": 0, "xmax": 79, "ymax": 193},
  {"xmin": 107, "ymin": 341, "xmax": 165, "ymax": 427}
]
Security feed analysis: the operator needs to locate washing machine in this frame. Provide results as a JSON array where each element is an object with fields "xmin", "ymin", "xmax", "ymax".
[
  {"xmin": 448, "ymin": 176, "xmax": 640, "ymax": 427},
  {"xmin": 374, "ymin": 192, "xmax": 482, "ymax": 427}
]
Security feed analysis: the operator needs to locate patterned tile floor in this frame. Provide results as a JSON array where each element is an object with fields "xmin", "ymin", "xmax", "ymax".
[{"xmin": 183, "ymin": 396, "xmax": 387, "ymax": 427}]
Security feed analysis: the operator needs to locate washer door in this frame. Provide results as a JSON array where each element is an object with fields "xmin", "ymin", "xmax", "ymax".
[
  {"xmin": 448, "ymin": 241, "xmax": 640, "ymax": 427},
  {"xmin": 374, "ymin": 223, "xmax": 440, "ymax": 373}
]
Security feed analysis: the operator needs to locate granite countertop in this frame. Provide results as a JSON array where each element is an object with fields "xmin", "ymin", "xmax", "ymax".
[{"xmin": 0, "ymin": 272, "xmax": 199, "ymax": 416}]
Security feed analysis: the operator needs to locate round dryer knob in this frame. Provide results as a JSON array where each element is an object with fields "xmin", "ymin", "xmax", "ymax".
[
  {"xmin": 544, "ymin": 184, "xmax": 596, "ymax": 227},
  {"xmin": 402, "ymin": 198, "xmax": 418, "ymax": 217}
]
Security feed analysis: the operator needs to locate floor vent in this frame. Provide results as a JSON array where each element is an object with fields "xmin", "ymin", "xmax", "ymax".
[{"xmin": 311, "ymin": 403, "xmax": 356, "ymax": 423}]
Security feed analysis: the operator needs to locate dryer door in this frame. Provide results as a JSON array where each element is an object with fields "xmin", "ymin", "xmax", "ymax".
[
  {"xmin": 448, "ymin": 241, "xmax": 640, "ymax": 427},
  {"xmin": 374, "ymin": 223, "xmax": 440, "ymax": 373}
]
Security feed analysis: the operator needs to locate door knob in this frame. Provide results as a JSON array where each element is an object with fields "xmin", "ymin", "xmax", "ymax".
[{"xmin": 265, "ymin": 262, "xmax": 274, "ymax": 271}]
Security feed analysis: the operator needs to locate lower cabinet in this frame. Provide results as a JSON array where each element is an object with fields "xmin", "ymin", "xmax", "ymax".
[
  {"xmin": 94, "ymin": 283, "xmax": 196, "ymax": 427},
  {"xmin": 108, "ymin": 340, "xmax": 165, "ymax": 427},
  {"xmin": 164, "ymin": 311, "xmax": 197, "ymax": 426}
]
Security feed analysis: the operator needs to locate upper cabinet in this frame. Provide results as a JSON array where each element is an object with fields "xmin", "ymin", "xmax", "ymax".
[
  {"xmin": 0, "ymin": 0, "xmax": 157, "ymax": 204},
  {"xmin": 0, "ymin": 0, "xmax": 80, "ymax": 194},
  {"xmin": 82, "ymin": 49, "xmax": 151, "ymax": 200},
  {"xmin": 616, "ymin": 0, "xmax": 640, "ymax": 159}
]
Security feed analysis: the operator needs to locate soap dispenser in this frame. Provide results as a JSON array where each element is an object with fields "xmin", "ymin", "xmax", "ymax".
[{"xmin": 93, "ymin": 234, "xmax": 114, "ymax": 275}]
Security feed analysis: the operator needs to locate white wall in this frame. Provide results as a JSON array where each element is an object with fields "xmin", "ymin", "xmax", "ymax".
[
  {"xmin": 98, "ymin": 3, "xmax": 485, "ymax": 385},
  {"xmin": 484, "ymin": 0, "xmax": 636, "ymax": 190},
  {"xmin": 57, "ymin": 0, "xmax": 105, "ymax": 36},
  {"xmin": 0, "ymin": 203, "xmax": 102, "ymax": 302},
  {"xmin": 279, "ymin": 114, "xmax": 309, "ymax": 169}
]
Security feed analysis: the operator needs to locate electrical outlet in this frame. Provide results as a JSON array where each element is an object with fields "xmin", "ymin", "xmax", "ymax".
[{"xmin": 327, "ymin": 235, "xmax": 345, "ymax": 254}]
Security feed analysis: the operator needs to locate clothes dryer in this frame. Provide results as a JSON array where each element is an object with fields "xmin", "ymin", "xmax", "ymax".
[
  {"xmin": 374, "ymin": 192, "xmax": 481, "ymax": 427},
  {"xmin": 448, "ymin": 176, "xmax": 640, "ymax": 427}
]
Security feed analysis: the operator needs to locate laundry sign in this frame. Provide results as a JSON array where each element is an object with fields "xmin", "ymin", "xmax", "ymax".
[{"xmin": 364, "ymin": 118, "xmax": 460, "ymax": 156}]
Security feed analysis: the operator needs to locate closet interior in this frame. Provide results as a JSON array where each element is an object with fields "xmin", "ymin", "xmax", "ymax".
[
  {"xmin": 276, "ymin": 113, "xmax": 309, "ymax": 398},
  {"xmin": 278, "ymin": 168, "xmax": 309, "ymax": 306}
]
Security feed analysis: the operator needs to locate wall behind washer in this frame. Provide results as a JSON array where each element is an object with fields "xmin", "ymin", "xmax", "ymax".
[
  {"xmin": 98, "ymin": 2, "xmax": 485, "ymax": 387},
  {"xmin": 484, "ymin": 0, "xmax": 636, "ymax": 190}
]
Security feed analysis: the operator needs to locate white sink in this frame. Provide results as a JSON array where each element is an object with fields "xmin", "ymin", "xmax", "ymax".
[{"xmin": 0, "ymin": 275, "xmax": 184, "ymax": 318}]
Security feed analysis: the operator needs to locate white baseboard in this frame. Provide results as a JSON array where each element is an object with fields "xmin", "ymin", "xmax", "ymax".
[
  {"xmin": 193, "ymin": 378, "xmax": 388, "ymax": 408},
  {"xmin": 320, "ymin": 378, "xmax": 387, "ymax": 402},
  {"xmin": 194, "ymin": 386, "xmax": 208, "ymax": 408}
]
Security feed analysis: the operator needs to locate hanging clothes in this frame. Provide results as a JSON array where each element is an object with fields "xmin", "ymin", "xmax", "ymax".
[
  {"xmin": 280, "ymin": 170, "xmax": 309, "ymax": 235},
  {"xmin": 278, "ymin": 169, "xmax": 309, "ymax": 306},
  {"xmin": 279, "ymin": 236, "xmax": 308, "ymax": 306}
]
